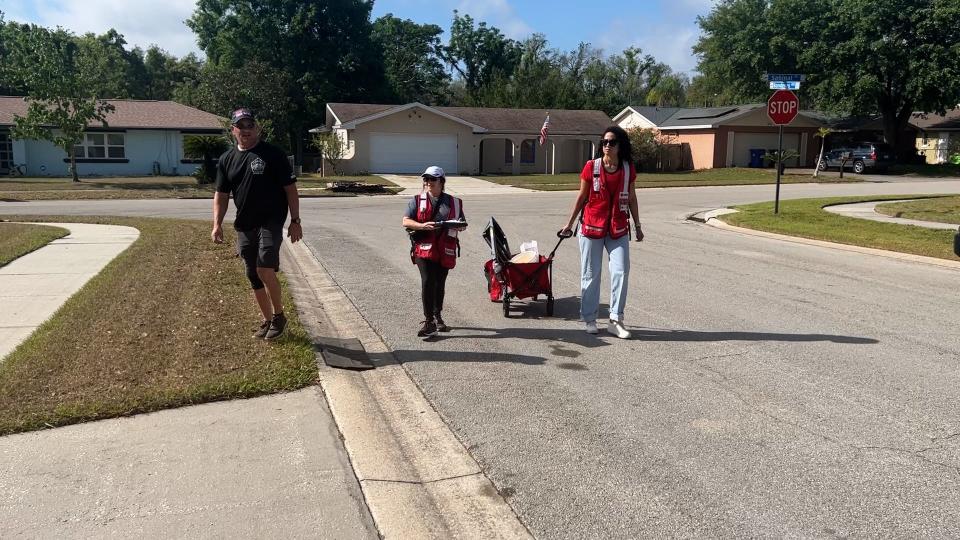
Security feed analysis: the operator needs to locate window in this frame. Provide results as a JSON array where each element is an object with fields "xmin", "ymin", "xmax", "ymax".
[
  {"xmin": 0, "ymin": 132, "xmax": 12, "ymax": 171},
  {"xmin": 74, "ymin": 132, "xmax": 125, "ymax": 159},
  {"xmin": 520, "ymin": 139, "xmax": 536, "ymax": 164},
  {"xmin": 504, "ymin": 140, "xmax": 513, "ymax": 164}
]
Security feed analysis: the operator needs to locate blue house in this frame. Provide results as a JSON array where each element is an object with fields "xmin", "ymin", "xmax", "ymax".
[{"xmin": 0, "ymin": 97, "xmax": 226, "ymax": 177}]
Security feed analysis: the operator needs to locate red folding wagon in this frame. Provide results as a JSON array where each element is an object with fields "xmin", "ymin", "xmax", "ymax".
[{"xmin": 482, "ymin": 217, "xmax": 572, "ymax": 318}]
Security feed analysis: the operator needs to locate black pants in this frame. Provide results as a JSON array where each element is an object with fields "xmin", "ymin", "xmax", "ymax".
[{"xmin": 415, "ymin": 257, "xmax": 449, "ymax": 319}]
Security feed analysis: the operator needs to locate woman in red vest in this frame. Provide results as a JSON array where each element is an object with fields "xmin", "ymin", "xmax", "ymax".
[
  {"xmin": 402, "ymin": 166, "xmax": 467, "ymax": 339},
  {"xmin": 560, "ymin": 126, "xmax": 643, "ymax": 338}
]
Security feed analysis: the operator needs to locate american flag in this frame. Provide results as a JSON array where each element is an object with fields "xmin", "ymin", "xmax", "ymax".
[{"xmin": 539, "ymin": 114, "xmax": 550, "ymax": 146}]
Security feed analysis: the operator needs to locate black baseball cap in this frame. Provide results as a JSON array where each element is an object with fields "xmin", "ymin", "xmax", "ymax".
[{"xmin": 230, "ymin": 108, "xmax": 255, "ymax": 125}]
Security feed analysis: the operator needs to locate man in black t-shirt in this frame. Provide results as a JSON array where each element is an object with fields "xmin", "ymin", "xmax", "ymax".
[{"xmin": 212, "ymin": 108, "xmax": 302, "ymax": 340}]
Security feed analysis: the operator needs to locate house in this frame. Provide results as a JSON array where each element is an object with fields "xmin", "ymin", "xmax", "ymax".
[
  {"xmin": 911, "ymin": 109, "xmax": 960, "ymax": 164},
  {"xmin": 614, "ymin": 105, "xmax": 827, "ymax": 170},
  {"xmin": 0, "ymin": 97, "xmax": 226, "ymax": 177},
  {"xmin": 311, "ymin": 103, "xmax": 612, "ymax": 175}
]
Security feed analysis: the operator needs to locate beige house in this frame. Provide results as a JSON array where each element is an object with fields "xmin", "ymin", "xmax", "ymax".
[
  {"xmin": 312, "ymin": 103, "xmax": 611, "ymax": 175},
  {"xmin": 911, "ymin": 109, "xmax": 959, "ymax": 164},
  {"xmin": 614, "ymin": 105, "xmax": 826, "ymax": 170}
]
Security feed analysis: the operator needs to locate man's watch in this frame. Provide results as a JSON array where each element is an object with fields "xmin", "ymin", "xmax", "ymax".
[{"xmin": 290, "ymin": 217, "xmax": 302, "ymax": 225}]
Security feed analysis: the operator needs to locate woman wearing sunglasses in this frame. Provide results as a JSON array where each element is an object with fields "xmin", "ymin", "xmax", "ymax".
[
  {"xmin": 559, "ymin": 126, "xmax": 643, "ymax": 338},
  {"xmin": 402, "ymin": 166, "xmax": 468, "ymax": 339}
]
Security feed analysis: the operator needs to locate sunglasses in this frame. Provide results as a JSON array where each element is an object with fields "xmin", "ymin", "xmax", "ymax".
[
  {"xmin": 422, "ymin": 177, "xmax": 440, "ymax": 182},
  {"xmin": 234, "ymin": 121, "xmax": 256, "ymax": 130},
  {"xmin": 602, "ymin": 139, "xmax": 619, "ymax": 147}
]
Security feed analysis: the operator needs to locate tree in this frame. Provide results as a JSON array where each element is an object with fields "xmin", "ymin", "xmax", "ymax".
[
  {"xmin": 646, "ymin": 72, "xmax": 689, "ymax": 107},
  {"xmin": 441, "ymin": 11, "xmax": 521, "ymax": 105},
  {"xmin": 187, "ymin": 0, "xmax": 390, "ymax": 162},
  {"xmin": 6, "ymin": 24, "xmax": 114, "ymax": 182},
  {"xmin": 694, "ymin": 0, "xmax": 960, "ymax": 158},
  {"xmin": 372, "ymin": 15, "xmax": 449, "ymax": 104},
  {"xmin": 183, "ymin": 135, "xmax": 229, "ymax": 184},
  {"xmin": 812, "ymin": 127, "xmax": 832, "ymax": 177},
  {"xmin": 628, "ymin": 127, "xmax": 679, "ymax": 171},
  {"xmin": 138, "ymin": 46, "xmax": 202, "ymax": 101},
  {"xmin": 73, "ymin": 29, "xmax": 147, "ymax": 98},
  {"xmin": 174, "ymin": 60, "xmax": 292, "ymax": 151},
  {"xmin": 310, "ymin": 132, "xmax": 347, "ymax": 176}
]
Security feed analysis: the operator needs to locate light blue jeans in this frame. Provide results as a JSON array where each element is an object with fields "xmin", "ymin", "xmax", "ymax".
[{"xmin": 578, "ymin": 232, "xmax": 630, "ymax": 323}]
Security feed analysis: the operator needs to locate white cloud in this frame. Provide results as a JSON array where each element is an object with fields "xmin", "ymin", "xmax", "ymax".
[{"xmin": 3, "ymin": 0, "xmax": 201, "ymax": 57}]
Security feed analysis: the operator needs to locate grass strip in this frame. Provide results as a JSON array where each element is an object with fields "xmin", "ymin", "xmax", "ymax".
[
  {"xmin": 874, "ymin": 196, "xmax": 960, "ymax": 225},
  {"xmin": 0, "ymin": 222, "xmax": 69, "ymax": 267},
  {"xmin": 0, "ymin": 175, "xmax": 397, "ymax": 201},
  {"xmin": 719, "ymin": 195, "xmax": 958, "ymax": 259},
  {"xmin": 483, "ymin": 168, "xmax": 862, "ymax": 190},
  {"xmin": 0, "ymin": 215, "xmax": 316, "ymax": 436}
]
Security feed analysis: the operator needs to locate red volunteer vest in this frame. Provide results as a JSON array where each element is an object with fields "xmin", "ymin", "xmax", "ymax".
[
  {"xmin": 413, "ymin": 193, "xmax": 462, "ymax": 269},
  {"xmin": 580, "ymin": 158, "xmax": 631, "ymax": 239}
]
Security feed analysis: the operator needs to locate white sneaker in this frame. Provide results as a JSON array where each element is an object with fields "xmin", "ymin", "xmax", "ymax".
[
  {"xmin": 608, "ymin": 320, "xmax": 631, "ymax": 339},
  {"xmin": 585, "ymin": 321, "xmax": 599, "ymax": 334}
]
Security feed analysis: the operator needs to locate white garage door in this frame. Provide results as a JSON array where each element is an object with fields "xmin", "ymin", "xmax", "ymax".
[
  {"xmin": 369, "ymin": 133, "xmax": 458, "ymax": 174},
  {"xmin": 731, "ymin": 132, "xmax": 800, "ymax": 167}
]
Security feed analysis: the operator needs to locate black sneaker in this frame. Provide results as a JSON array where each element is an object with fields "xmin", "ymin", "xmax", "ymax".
[
  {"xmin": 264, "ymin": 312, "xmax": 287, "ymax": 340},
  {"xmin": 435, "ymin": 315, "xmax": 451, "ymax": 333},
  {"xmin": 417, "ymin": 319, "xmax": 437, "ymax": 339},
  {"xmin": 253, "ymin": 319, "xmax": 270, "ymax": 339}
]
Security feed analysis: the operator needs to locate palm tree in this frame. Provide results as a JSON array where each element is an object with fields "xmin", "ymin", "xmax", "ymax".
[
  {"xmin": 183, "ymin": 135, "xmax": 229, "ymax": 184},
  {"xmin": 813, "ymin": 127, "xmax": 832, "ymax": 178}
]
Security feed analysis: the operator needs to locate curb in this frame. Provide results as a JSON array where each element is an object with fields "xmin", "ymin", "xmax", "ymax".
[
  {"xmin": 281, "ymin": 240, "xmax": 532, "ymax": 539},
  {"xmin": 692, "ymin": 209, "xmax": 960, "ymax": 270}
]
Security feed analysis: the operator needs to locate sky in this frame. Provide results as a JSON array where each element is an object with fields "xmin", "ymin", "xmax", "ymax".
[{"xmin": 2, "ymin": 0, "xmax": 716, "ymax": 75}]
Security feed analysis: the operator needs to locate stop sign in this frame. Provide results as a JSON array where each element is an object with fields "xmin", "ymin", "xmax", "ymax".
[{"xmin": 767, "ymin": 90, "xmax": 799, "ymax": 125}]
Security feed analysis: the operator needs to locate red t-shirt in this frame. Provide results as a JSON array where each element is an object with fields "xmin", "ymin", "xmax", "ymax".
[{"xmin": 580, "ymin": 160, "xmax": 636, "ymax": 198}]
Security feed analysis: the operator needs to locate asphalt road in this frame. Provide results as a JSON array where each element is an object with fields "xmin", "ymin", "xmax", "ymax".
[{"xmin": 4, "ymin": 179, "xmax": 960, "ymax": 538}]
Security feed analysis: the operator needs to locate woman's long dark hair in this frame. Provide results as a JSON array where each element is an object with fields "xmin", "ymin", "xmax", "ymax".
[{"xmin": 595, "ymin": 125, "xmax": 633, "ymax": 165}]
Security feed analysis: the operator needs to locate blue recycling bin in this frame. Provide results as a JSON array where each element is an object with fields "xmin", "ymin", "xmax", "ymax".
[{"xmin": 749, "ymin": 148, "xmax": 765, "ymax": 168}]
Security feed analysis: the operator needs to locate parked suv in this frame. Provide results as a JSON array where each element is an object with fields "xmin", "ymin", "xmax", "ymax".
[{"xmin": 818, "ymin": 142, "xmax": 896, "ymax": 173}]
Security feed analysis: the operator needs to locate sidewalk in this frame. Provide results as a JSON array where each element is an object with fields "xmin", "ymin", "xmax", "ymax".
[
  {"xmin": 823, "ymin": 199, "xmax": 959, "ymax": 230},
  {"xmin": 0, "ymin": 222, "xmax": 139, "ymax": 361},
  {"xmin": 0, "ymin": 223, "xmax": 378, "ymax": 538},
  {"xmin": 378, "ymin": 174, "xmax": 536, "ymax": 196}
]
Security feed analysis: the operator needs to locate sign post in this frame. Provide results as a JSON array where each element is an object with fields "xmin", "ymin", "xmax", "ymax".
[{"xmin": 767, "ymin": 89, "xmax": 800, "ymax": 214}]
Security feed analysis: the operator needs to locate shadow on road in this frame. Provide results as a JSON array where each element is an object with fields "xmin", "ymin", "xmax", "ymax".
[
  {"xmin": 630, "ymin": 328, "xmax": 878, "ymax": 344},
  {"xmin": 380, "ymin": 349, "xmax": 549, "ymax": 366},
  {"xmin": 434, "ymin": 326, "xmax": 614, "ymax": 349}
]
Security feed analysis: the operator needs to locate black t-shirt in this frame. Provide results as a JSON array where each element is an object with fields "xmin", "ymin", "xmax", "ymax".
[{"xmin": 215, "ymin": 140, "xmax": 296, "ymax": 230}]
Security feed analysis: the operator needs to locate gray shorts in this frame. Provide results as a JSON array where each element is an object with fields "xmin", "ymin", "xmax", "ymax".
[{"xmin": 236, "ymin": 224, "xmax": 283, "ymax": 270}]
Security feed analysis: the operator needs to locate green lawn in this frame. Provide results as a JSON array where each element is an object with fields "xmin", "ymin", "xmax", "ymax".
[
  {"xmin": 874, "ymin": 196, "xmax": 960, "ymax": 225},
  {"xmin": 0, "ymin": 175, "xmax": 396, "ymax": 200},
  {"xmin": 0, "ymin": 222, "xmax": 70, "ymax": 267},
  {"xmin": 0, "ymin": 216, "xmax": 317, "ymax": 436},
  {"xmin": 719, "ymin": 195, "xmax": 957, "ymax": 259},
  {"xmin": 887, "ymin": 163, "xmax": 960, "ymax": 178},
  {"xmin": 483, "ymin": 168, "xmax": 862, "ymax": 191}
]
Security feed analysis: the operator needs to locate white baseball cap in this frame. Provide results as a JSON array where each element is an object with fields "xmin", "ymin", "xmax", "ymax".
[{"xmin": 421, "ymin": 166, "xmax": 445, "ymax": 178}]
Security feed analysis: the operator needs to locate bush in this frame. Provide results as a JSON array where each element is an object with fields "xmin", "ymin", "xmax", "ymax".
[{"xmin": 183, "ymin": 135, "xmax": 230, "ymax": 185}]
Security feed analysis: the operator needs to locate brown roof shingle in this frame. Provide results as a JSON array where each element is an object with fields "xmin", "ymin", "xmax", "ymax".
[
  {"xmin": 911, "ymin": 109, "xmax": 960, "ymax": 130},
  {"xmin": 326, "ymin": 102, "xmax": 612, "ymax": 134},
  {"xmin": 0, "ymin": 97, "xmax": 226, "ymax": 130}
]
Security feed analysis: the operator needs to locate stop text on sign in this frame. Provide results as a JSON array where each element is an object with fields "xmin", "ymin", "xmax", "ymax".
[{"xmin": 767, "ymin": 90, "xmax": 799, "ymax": 125}]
